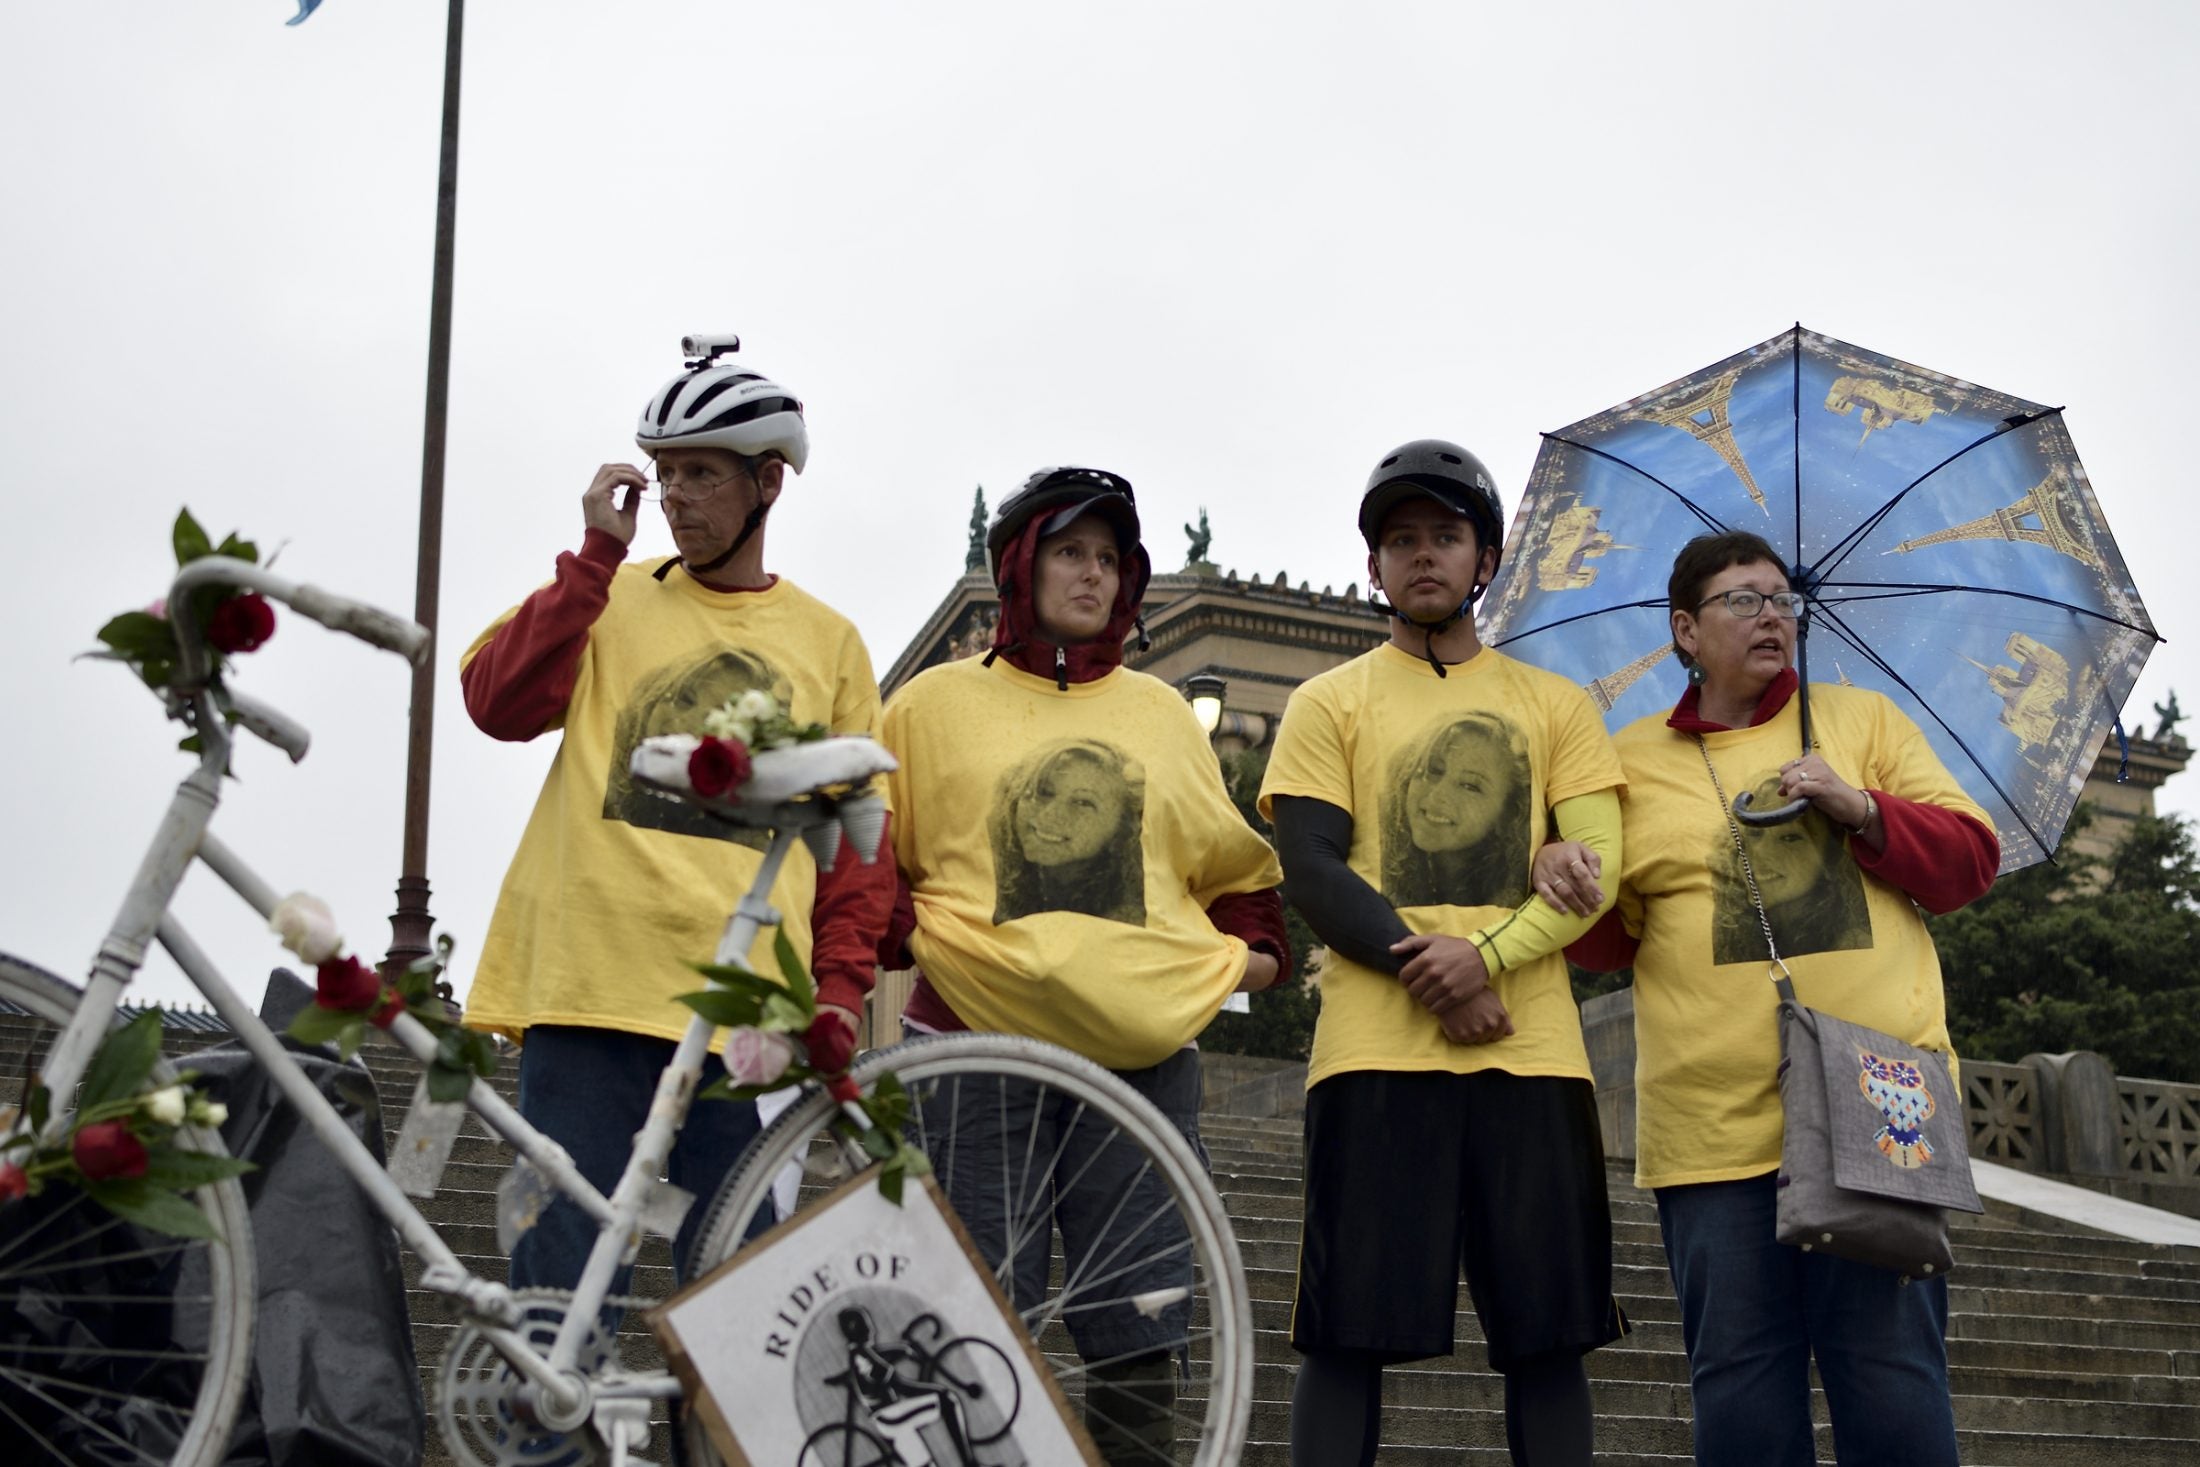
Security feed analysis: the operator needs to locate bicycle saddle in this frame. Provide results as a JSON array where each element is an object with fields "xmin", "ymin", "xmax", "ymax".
[{"xmin": 628, "ymin": 734, "xmax": 896, "ymax": 867}]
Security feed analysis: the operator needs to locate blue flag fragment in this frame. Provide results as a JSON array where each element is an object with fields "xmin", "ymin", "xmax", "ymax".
[{"xmin": 288, "ymin": 0, "xmax": 324, "ymax": 25}]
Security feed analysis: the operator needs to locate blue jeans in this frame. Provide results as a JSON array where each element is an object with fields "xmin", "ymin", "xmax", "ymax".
[
  {"xmin": 1656, "ymin": 1174, "xmax": 1959, "ymax": 1467},
  {"xmin": 508, "ymin": 1025, "xmax": 763, "ymax": 1297}
]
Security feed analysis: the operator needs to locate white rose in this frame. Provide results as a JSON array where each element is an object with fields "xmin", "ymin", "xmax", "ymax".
[
  {"xmin": 722, "ymin": 1027, "xmax": 796, "ymax": 1088},
  {"xmin": 143, "ymin": 1086, "xmax": 188, "ymax": 1126},
  {"xmin": 269, "ymin": 893, "xmax": 344, "ymax": 964},
  {"xmin": 735, "ymin": 688, "xmax": 777, "ymax": 723},
  {"xmin": 190, "ymin": 1099, "xmax": 230, "ymax": 1129}
]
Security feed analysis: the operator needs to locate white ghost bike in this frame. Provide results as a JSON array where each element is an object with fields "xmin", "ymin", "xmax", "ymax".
[{"xmin": 0, "ymin": 554, "xmax": 1251, "ymax": 1467}]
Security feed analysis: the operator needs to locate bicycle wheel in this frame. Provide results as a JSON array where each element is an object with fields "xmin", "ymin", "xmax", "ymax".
[
  {"xmin": 0, "ymin": 954, "xmax": 256, "ymax": 1467},
  {"xmin": 796, "ymin": 1421, "xmax": 897, "ymax": 1467},
  {"xmin": 923, "ymin": 1336, "xmax": 1019, "ymax": 1446},
  {"xmin": 686, "ymin": 1033, "xmax": 1252, "ymax": 1467}
]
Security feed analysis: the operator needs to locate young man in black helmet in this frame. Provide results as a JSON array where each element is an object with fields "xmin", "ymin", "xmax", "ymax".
[
  {"xmin": 1257, "ymin": 440, "xmax": 1629, "ymax": 1467},
  {"xmin": 457, "ymin": 343, "xmax": 894, "ymax": 1309},
  {"xmin": 879, "ymin": 466, "xmax": 1290, "ymax": 1463}
]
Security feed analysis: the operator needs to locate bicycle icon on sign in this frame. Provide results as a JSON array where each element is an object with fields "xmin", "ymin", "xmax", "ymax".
[{"xmin": 800, "ymin": 1308, "xmax": 1023, "ymax": 1467}]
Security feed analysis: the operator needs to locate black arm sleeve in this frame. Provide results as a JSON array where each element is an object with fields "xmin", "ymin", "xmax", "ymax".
[{"xmin": 1271, "ymin": 795, "xmax": 1410, "ymax": 976}]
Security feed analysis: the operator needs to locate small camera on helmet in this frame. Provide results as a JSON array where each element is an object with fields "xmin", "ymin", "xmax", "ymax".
[{"xmin": 680, "ymin": 332, "xmax": 742, "ymax": 366}]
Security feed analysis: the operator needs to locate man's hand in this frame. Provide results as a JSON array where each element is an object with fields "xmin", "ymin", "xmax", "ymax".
[
  {"xmin": 1532, "ymin": 840, "xmax": 1604, "ymax": 917},
  {"xmin": 1392, "ymin": 933, "xmax": 1489, "ymax": 1013},
  {"xmin": 1439, "ymin": 988, "xmax": 1514, "ymax": 1045},
  {"xmin": 804, "ymin": 1005, "xmax": 862, "ymax": 1075},
  {"xmin": 583, "ymin": 463, "xmax": 647, "ymax": 545}
]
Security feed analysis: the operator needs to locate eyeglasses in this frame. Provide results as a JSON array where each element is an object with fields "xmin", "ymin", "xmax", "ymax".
[
  {"xmin": 1696, "ymin": 589, "xmax": 1806, "ymax": 619},
  {"xmin": 641, "ymin": 460, "xmax": 752, "ymax": 502}
]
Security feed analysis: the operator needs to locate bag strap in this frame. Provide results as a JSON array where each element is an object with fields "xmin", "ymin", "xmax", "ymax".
[{"xmin": 1696, "ymin": 736, "xmax": 1801, "ymax": 1007}]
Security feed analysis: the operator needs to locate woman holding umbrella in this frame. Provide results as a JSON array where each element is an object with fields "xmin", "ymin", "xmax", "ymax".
[{"xmin": 1541, "ymin": 529, "xmax": 1999, "ymax": 1467}]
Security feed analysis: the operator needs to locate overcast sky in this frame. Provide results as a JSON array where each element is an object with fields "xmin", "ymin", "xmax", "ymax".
[{"xmin": 5, "ymin": 2, "xmax": 2195, "ymax": 1013}]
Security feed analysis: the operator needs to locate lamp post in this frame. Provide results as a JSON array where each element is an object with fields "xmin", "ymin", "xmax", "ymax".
[
  {"xmin": 385, "ymin": 0, "xmax": 465, "ymax": 978},
  {"xmin": 1184, "ymin": 673, "xmax": 1227, "ymax": 738}
]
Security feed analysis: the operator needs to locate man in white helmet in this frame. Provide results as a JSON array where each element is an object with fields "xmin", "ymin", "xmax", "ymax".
[{"xmin": 457, "ymin": 341, "xmax": 893, "ymax": 1302}]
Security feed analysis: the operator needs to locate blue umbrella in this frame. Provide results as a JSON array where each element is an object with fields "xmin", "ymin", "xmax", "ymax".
[{"xmin": 1480, "ymin": 326, "xmax": 2160, "ymax": 874}]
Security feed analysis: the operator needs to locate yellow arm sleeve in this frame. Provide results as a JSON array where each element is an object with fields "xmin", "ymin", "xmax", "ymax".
[{"xmin": 1467, "ymin": 788, "xmax": 1622, "ymax": 976}]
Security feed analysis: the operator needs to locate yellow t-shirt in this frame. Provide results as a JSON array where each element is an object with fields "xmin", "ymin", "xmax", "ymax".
[
  {"xmin": 1613, "ymin": 684, "xmax": 1991, "ymax": 1189},
  {"xmin": 880, "ymin": 656, "xmax": 1283, "ymax": 1071},
  {"xmin": 1258, "ymin": 643, "xmax": 1626, "ymax": 1088},
  {"xmin": 460, "ymin": 563, "xmax": 880, "ymax": 1045}
]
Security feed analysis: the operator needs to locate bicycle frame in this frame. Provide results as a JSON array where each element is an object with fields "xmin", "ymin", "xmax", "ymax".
[{"xmin": 20, "ymin": 556, "xmax": 794, "ymax": 1432}]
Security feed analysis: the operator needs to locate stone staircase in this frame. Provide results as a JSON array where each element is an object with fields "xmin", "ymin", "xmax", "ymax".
[{"xmin": 130, "ymin": 1030, "xmax": 2200, "ymax": 1463}]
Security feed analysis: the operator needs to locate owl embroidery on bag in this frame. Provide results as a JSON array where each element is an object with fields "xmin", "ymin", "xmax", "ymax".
[{"xmin": 1858, "ymin": 1049, "xmax": 1936, "ymax": 1169}]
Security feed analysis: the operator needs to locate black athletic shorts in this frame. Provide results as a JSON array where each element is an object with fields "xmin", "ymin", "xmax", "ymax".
[{"xmin": 1289, "ymin": 1068, "xmax": 1628, "ymax": 1372}]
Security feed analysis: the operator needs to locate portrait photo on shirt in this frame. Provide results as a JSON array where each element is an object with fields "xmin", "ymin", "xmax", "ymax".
[
  {"xmin": 989, "ymin": 738, "xmax": 1147, "ymax": 927},
  {"xmin": 1380, "ymin": 710, "xmax": 1534, "ymax": 910},
  {"xmin": 1708, "ymin": 771, "xmax": 1874, "ymax": 965},
  {"xmin": 600, "ymin": 646, "xmax": 793, "ymax": 847}
]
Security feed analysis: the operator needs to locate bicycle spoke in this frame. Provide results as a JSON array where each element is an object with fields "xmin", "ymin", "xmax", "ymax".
[{"xmin": 0, "ymin": 1365, "xmax": 173, "ymax": 1464}]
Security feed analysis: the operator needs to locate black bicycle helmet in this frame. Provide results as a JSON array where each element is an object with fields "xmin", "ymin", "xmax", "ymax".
[
  {"xmin": 1357, "ymin": 439, "xmax": 1504, "ymax": 563},
  {"xmin": 984, "ymin": 466, "xmax": 1141, "ymax": 589}
]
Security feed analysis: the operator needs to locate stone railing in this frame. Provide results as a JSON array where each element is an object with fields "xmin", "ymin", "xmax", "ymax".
[{"xmin": 1581, "ymin": 989, "xmax": 2200, "ymax": 1197}]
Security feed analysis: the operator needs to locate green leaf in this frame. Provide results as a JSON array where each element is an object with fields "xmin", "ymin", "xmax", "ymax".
[
  {"xmin": 212, "ymin": 531, "xmax": 259, "ymax": 565},
  {"xmin": 28, "ymin": 1082, "xmax": 49, "ymax": 1135},
  {"xmin": 173, "ymin": 508, "xmax": 214, "ymax": 566},
  {"xmin": 878, "ymin": 1153, "xmax": 907, "ymax": 1207},
  {"xmin": 461, "ymin": 1031, "xmax": 499, "ymax": 1079},
  {"xmin": 772, "ymin": 929, "xmax": 817, "ymax": 1012},
  {"xmin": 286, "ymin": 1003, "xmax": 358, "ymax": 1048},
  {"xmin": 674, "ymin": 989, "xmax": 765, "ymax": 1030},
  {"xmin": 426, "ymin": 1058, "xmax": 472, "ymax": 1104},
  {"xmin": 84, "ymin": 1179, "xmax": 222, "ymax": 1242},
  {"xmin": 699, "ymin": 1075, "xmax": 801, "ymax": 1104},
  {"xmin": 857, "ymin": 1124, "xmax": 897, "ymax": 1163},
  {"xmin": 139, "ymin": 1149, "xmax": 255, "ymax": 1189},
  {"xmin": 79, "ymin": 1011, "xmax": 164, "ymax": 1114},
  {"xmin": 687, "ymin": 959, "xmax": 778, "ymax": 994},
  {"xmin": 96, "ymin": 611, "xmax": 180, "ymax": 661},
  {"xmin": 761, "ymin": 993, "xmax": 810, "ymax": 1032}
]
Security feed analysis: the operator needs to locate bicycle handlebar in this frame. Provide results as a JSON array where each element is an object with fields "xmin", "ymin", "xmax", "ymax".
[{"xmin": 170, "ymin": 559, "xmax": 431, "ymax": 680}]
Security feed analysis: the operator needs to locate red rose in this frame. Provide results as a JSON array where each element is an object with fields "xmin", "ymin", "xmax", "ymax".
[
  {"xmin": 688, "ymin": 736, "xmax": 752, "ymax": 800},
  {"xmin": 368, "ymin": 989, "xmax": 408, "ymax": 1030},
  {"xmin": 804, "ymin": 1011, "xmax": 856, "ymax": 1076},
  {"xmin": 0, "ymin": 1162, "xmax": 27, "ymax": 1201},
  {"xmin": 206, "ymin": 592, "xmax": 277, "ymax": 654},
  {"xmin": 828, "ymin": 1074, "xmax": 864, "ymax": 1106},
  {"xmin": 72, "ymin": 1121, "xmax": 150, "ymax": 1182},
  {"xmin": 315, "ymin": 955, "xmax": 383, "ymax": 1012}
]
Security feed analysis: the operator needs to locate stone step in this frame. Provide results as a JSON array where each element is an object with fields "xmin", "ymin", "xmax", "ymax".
[{"xmin": 182, "ymin": 1038, "xmax": 2200, "ymax": 1465}]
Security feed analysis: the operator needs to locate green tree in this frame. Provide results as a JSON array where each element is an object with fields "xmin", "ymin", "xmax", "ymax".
[
  {"xmin": 1198, "ymin": 748, "xmax": 1323, "ymax": 1061},
  {"xmin": 1931, "ymin": 808, "xmax": 2200, "ymax": 1082}
]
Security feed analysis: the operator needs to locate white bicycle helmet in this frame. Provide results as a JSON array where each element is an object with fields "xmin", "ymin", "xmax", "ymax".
[{"xmin": 635, "ymin": 334, "xmax": 809, "ymax": 473}]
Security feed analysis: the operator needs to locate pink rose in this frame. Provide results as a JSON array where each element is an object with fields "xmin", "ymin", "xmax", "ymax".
[
  {"xmin": 315, "ymin": 955, "xmax": 383, "ymax": 1012},
  {"xmin": 72, "ymin": 1121, "xmax": 150, "ymax": 1182},
  {"xmin": 0, "ymin": 1162, "xmax": 27, "ymax": 1201},
  {"xmin": 688, "ymin": 736, "xmax": 752, "ymax": 800},
  {"xmin": 722, "ymin": 1027, "xmax": 795, "ymax": 1088},
  {"xmin": 206, "ymin": 593, "xmax": 277, "ymax": 654}
]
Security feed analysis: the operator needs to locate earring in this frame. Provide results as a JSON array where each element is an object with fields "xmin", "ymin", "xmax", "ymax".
[{"xmin": 1686, "ymin": 660, "xmax": 1705, "ymax": 687}]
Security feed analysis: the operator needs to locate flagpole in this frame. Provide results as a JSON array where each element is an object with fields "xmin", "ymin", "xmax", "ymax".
[{"xmin": 387, "ymin": 0, "xmax": 464, "ymax": 975}]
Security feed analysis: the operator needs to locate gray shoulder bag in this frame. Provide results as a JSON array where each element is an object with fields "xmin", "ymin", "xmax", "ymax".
[{"xmin": 1700, "ymin": 741, "xmax": 1984, "ymax": 1280}]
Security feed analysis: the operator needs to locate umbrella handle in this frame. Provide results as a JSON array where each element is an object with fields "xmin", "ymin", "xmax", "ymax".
[{"xmin": 1734, "ymin": 790, "xmax": 1811, "ymax": 827}]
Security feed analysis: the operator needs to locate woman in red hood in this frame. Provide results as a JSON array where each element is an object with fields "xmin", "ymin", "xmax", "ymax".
[{"xmin": 879, "ymin": 467, "xmax": 1290, "ymax": 1462}]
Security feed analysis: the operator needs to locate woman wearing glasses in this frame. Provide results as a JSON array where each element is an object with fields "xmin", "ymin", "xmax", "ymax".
[{"xmin": 1538, "ymin": 531, "xmax": 1998, "ymax": 1467}]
